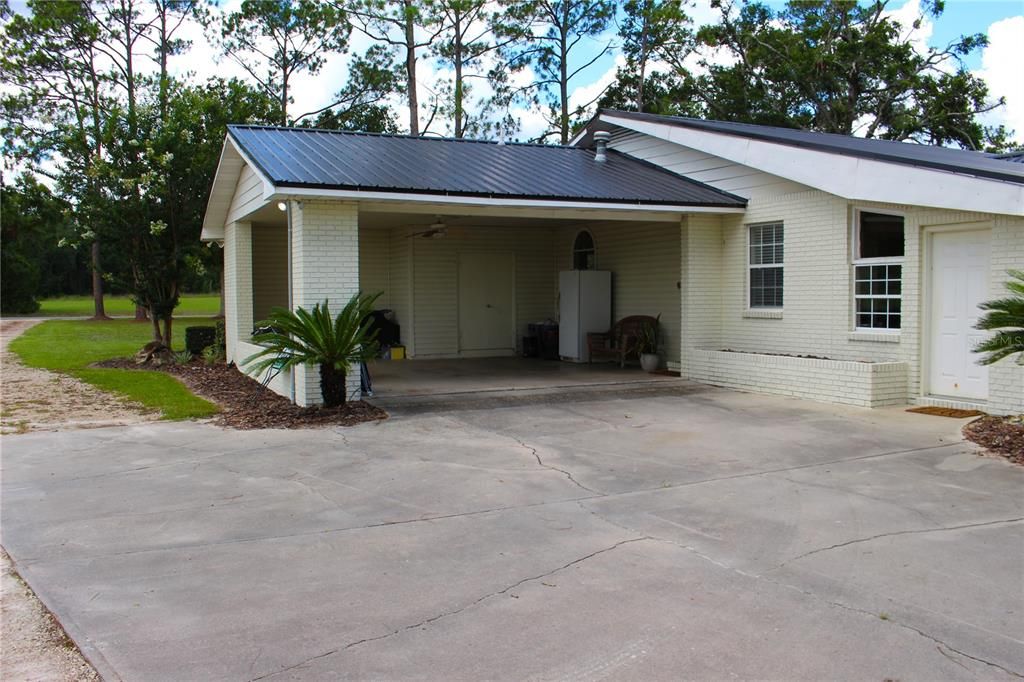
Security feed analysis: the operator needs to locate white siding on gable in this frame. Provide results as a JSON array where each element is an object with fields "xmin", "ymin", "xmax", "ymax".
[
  {"xmin": 228, "ymin": 164, "xmax": 267, "ymax": 223},
  {"xmin": 608, "ymin": 129, "xmax": 811, "ymax": 200}
]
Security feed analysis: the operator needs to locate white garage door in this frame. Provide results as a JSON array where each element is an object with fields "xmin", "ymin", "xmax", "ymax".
[{"xmin": 929, "ymin": 228, "xmax": 991, "ymax": 400}]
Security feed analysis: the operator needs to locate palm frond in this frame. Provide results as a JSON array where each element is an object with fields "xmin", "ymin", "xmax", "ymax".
[
  {"xmin": 973, "ymin": 270, "xmax": 1024, "ymax": 365},
  {"xmin": 243, "ymin": 292, "xmax": 384, "ymax": 379}
]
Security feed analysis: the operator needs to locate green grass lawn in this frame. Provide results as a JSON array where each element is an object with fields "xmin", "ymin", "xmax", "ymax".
[
  {"xmin": 37, "ymin": 293, "xmax": 221, "ymax": 317},
  {"xmin": 10, "ymin": 320, "xmax": 219, "ymax": 420}
]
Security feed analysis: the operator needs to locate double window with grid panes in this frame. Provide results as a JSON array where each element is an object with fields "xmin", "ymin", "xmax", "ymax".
[
  {"xmin": 749, "ymin": 222, "xmax": 784, "ymax": 308},
  {"xmin": 853, "ymin": 211, "xmax": 904, "ymax": 330}
]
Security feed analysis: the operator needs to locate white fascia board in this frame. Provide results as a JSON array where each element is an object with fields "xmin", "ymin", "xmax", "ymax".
[
  {"xmin": 603, "ymin": 114, "xmax": 1024, "ymax": 217},
  {"xmin": 201, "ymin": 134, "xmax": 278, "ymax": 241},
  {"xmin": 271, "ymin": 186, "xmax": 745, "ymax": 220}
]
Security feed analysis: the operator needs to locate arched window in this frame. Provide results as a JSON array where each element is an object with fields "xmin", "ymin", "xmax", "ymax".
[{"xmin": 572, "ymin": 230, "xmax": 595, "ymax": 270}]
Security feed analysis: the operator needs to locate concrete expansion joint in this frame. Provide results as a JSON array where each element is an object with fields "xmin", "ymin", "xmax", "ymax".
[
  {"xmin": 247, "ymin": 537, "xmax": 648, "ymax": 681},
  {"xmin": 769, "ymin": 576, "xmax": 1024, "ymax": 680},
  {"xmin": 579, "ymin": 503, "xmax": 1024, "ymax": 680},
  {"xmin": 771, "ymin": 517, "xmax": 1024, "ymax": 570}
]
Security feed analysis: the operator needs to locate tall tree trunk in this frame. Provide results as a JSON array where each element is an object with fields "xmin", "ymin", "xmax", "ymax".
[
  {"xmin": 453, "ymin": 10, "xmax": 464, "ymax": 137},
  {"xmin": 404, "ymin": 1, "xmax": 419, "ymax": 136},
  {"xmin": 90, "ymin": 241, "xmax": 108, "ymax": 319},
  {"xmin": 162, "ymin": 316, "xmax": 173, "ymax": 349},
  {"xmin": 150, "ymin": 310, "xmax": 162, "ymax": 342}
]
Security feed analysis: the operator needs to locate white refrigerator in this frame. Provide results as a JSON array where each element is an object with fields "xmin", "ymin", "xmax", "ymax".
[{"xmin": 558, "ymin": 270, "xmax": 612, "ymax": 362}]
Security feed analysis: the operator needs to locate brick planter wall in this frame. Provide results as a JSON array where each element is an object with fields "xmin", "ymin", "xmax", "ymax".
[{"xmin": 690, "ymin": 349, "xmax": 909, "ymax": 407}]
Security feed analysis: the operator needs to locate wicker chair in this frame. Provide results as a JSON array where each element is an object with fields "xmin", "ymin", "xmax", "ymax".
[{"xmin": 587, "ymin": 315, "xmax": 658, "ymax": 367}]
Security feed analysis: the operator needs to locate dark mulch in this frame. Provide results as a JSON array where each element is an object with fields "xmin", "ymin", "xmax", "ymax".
[
  {"xmin": 95, "ymin": 358, "xmax": 387, "ymax": 429},
  {"xmin": 963, "ymin": 415, "xmax": 1024, "ymax": 465},
  {"xmin": 907, "ymin": 406, "xmax": 986, "ymax": 418}
]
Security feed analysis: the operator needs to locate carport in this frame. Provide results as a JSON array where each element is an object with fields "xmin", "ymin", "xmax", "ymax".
[{"xmin": 202, "ymin": 125, "xmax": 746, "ymax": 405}]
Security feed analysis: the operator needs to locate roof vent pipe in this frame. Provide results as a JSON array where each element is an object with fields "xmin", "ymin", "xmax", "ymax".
[{"xmin": 593, "ymin": 131, "xmax": 610, "ymax": 162}]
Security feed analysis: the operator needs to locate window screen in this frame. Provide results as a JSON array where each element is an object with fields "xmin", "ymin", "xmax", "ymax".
[
  {"xmin": 749, "ymin": 222, "xmax": 784, "ymax": 308},
  {"xmin": 853, "ymin": 212, "xmax": 904, "ymax": 331}
]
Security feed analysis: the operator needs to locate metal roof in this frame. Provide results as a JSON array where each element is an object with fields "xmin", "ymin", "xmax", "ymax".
[
  {"xmin": 995, "ymin": 151, "xmax": 1024, "ymax": 164},
  {"xmin": 226, "ymin": 125, "xmax": 747, "ymax": 208},
  {"xmin": 597, "ymin": 110, "xmax": 1024, "ymax": 185}
]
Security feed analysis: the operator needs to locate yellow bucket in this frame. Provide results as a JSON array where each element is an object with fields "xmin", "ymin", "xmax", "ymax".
[{"xmin": 389, "ymin": 346, "xmax": 405, "ymax": 360}]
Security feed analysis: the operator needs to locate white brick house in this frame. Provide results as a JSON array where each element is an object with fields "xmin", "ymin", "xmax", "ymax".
[{"xmin": 202, "ymin": 111, "xmax": 1024, "ymax": 414}]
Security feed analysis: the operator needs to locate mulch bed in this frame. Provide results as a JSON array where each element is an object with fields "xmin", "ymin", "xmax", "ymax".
[
  {"xmin": 907, "ymin": 406, "xmax": 987, "ymax": 418},
  {"xmin": 95, "ymin": 358, "xmax": 387, "ymax": 430},
  {"xmin": 963, "ymin": 415, "xmax": 1024, "ymax": 465}
]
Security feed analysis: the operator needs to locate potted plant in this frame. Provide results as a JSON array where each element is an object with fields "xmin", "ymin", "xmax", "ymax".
[{"xmin": 638, "ymin": 314, "xmax": 661, "ymax": 372}]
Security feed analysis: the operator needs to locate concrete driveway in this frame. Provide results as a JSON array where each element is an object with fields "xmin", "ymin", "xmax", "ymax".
[{"xmin": 2, "ymin": 385, "xmax": 1022, "ymax": 681}]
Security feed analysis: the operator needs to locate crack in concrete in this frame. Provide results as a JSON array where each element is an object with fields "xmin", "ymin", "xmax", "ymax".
[
  {"xmin": 767, "ymin": 579, "xmax": 1024, "ymax": 679},
  {"xmin": 577, "ymin": 502, "xmax": 1024, "ymax": 679},
  {"xmin": 248, "ymin": 537, "xmax": 646, "ymax": 681},
  {"xmin": 773, "ymin": 517, "xmax": 1024, "ymax": 568},
  {"xmin": 15, "ymin": 494, "xmax": 603, "ymax": 566},
  {"xmin": 507, "ymin": 435, "xmax": 604, "ymax": 495}
]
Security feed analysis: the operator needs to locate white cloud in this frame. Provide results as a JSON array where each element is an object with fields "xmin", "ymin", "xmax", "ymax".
[{"xmin": 975, "ymin": 15, "xmax": 1024, "ymax": 139}]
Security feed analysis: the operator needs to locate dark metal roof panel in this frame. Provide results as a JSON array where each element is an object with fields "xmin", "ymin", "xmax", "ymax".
[
  {"xmin": 599, "ymin": 110, "xmax": 1024, "ymax": 185},
  {"xmin": 227, "ymin": 125, "xmax": 747, "ymax": 207}
]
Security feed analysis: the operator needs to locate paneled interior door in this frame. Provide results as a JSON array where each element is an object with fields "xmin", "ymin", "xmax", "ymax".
[{"xmin": 458, "ymin": 252, "xmax": 515, "ymax": 353}]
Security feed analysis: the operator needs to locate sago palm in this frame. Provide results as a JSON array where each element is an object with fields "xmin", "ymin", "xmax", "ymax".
[
  {"xmin": 244, "ymin": 293, "xmax": 381, "ymax": 407},
  {"xmin": 974, "ymin": 270, "xmax": 1024, "ymax": 366}
]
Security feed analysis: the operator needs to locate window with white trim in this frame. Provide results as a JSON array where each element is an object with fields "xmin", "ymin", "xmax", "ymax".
[
  {"xmin": 749, "ymin": 222, "xmax": 784, "ymax": 308},
  {"xmin": 853, "ymin": 211, "xmax": 904, "ymax": 330}
]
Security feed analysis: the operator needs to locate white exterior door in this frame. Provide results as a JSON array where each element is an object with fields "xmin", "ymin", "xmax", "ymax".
[
  {"xmin": 929, "ymin": 229, "xmax": 991, "ymax": 400},
  {"xmin": 458, "ymin": 252, "xmax": 515, "ymax": 353}
]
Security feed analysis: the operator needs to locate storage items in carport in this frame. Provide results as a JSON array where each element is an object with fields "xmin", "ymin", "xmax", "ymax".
[
  {"xmin": 526, "ymin": 320, "xmax": 560, "ymax": 360},
  {"xmin": 367, "ymin": 309, "xmax": 401, "ymax": 355}
]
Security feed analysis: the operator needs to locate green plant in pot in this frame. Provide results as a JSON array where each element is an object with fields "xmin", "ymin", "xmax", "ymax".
[
  {"xmin": 244, "ymin": 293, "xmax": 381, "ymax": 407},
  {"xmin": 638, "ymin": 314, "xmax": 661, "ymax": 372}
]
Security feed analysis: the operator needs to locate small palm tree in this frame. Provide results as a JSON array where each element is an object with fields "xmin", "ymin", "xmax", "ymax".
[
  {"xmin": 974, "ymin": 270, "xmax": 1024, "ymax": 366},
  {"xmin": 244, "ymin": 293, "xmax": 381, "ymax": 407}
]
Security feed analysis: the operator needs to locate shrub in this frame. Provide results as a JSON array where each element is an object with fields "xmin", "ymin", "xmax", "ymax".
[
  {"xmin": 185, "ymin": 326, "xmax": 217, "ymax": 355},
  {"xmin": 244, "ymin": 293, "xmax": 380, "ymax": 407}
]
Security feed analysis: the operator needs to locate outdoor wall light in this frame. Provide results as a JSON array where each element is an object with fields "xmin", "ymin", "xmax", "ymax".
[{"xmin": 277, "ymin": 201, "xmax": 287, "ymax": 211}]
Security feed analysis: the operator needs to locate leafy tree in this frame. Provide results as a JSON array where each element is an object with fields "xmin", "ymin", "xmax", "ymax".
[
  {"xmin": 91, "ymin": 77, "xmax": 280, "ymax": 347},
  {"xmin": 431, "ymin": 0, "xmax": 506, "ymax": 138},
  {"xmin": 974, "ymin": 270, "xmax": 1024, "ymax": 366},
  {"xmin": 245, "ymin": 295, "xmax": 381, "ymax": 407},
  {"xmin": 616, "ymin": 0, "xmax": 691, "ymax": 113},
  {"xmin": 345, "ymin": 0, "xmax": 443, "ymax": 136},
  {"xmin": 709, "ymin": 1, "xmax": 1006, "ymax": 148},
  {"xmin": 217, "ymin": 0, "xmax": 349, "ymax": 125},
  {"xmin": 0, "ymin": 174, "xmax": 70, "ymax": 314},
  {"xmin": 1, "ymin": 0, "xmax": 115, "ymax": 318},
  {"xmin": 494, "ymin": 0, "xmax": 616, "ymax": 144},
  {"xmin": 292, "ymin": 44, "xmax": 401, "ymax": 131}
]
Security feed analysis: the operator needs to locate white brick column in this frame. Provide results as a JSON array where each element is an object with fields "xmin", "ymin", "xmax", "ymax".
[
  {"xmin": 224, "ymin": 221, "xmax": 254, "ymax": 364},
  {"xmin": 290, "ymin": 200, "xmax": 361, "ymax": 407},
  {"xmin": 680, "ymin": 215, "xmax": 724, "ymax": 377}
]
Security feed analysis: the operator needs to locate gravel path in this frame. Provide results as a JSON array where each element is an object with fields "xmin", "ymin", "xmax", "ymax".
[
  {"xmin": 1, "ymin": 550, "xmax": 99, "ymax": 681},
  {"xmin": 0, "ymin": 318, "xmax": 158, "ymax": 434}
]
